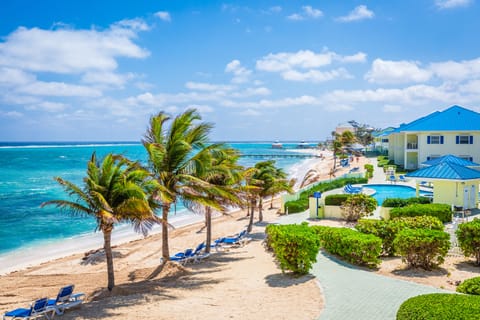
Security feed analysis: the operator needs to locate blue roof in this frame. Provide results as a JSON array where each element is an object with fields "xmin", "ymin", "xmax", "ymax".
[
  {"xmin": 421, "ymin": 154, "xmax": 480, "ymax": 166},
  {"xmin": 406, "ymin": 162, "xmax": 480, "ymax": 180},
  {"xmin": 391, "ymin": 105, "xmax": 480, "ymax": 132}
]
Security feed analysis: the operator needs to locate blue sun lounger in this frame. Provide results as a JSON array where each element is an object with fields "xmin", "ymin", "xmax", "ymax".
[
  {"xmin": 3, "ymin": 297, "xmax": 54, "ymax": 320},
  {"xmin": 46, "ymin": 284, "xmax": 85, "ymax": 316},
  {"xmin": 219, "ymin": 229, "xmax": 251, "ymax": 247}
]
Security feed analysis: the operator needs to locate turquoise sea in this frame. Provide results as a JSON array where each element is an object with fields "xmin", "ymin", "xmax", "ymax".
[{"xmin": 0, "ymin": 142, "xmax": 312, "ymax": 256}]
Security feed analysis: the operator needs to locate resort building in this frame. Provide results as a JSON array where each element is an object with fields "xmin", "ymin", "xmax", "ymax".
[
  {"xmin": 387, "ymin": 105, "xmax": 480, "ymax": 170},
  {"xmin": 372, "ymin": 127, "xmax": 395, "ymax": 154}
]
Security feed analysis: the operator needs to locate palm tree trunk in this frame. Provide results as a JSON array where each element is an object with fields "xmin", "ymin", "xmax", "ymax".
[
  {"xmin": 162, "ymin": 203, "xmax": 171, "ymax": 262},
  {"xmin": 205, "ymin": 206, "xmax": 212, "ymax": 254},
  {"xmin": 258, "ymin": 197, "xmax": 263, "ymax": 222},
  {"xmin": 247, "ymin": 198, "xmax": 255, "ymax": 232},
  {"xmin": 103, "ymin": 227, "xmax": 115, "ymax": 291},
  {"xmin": 270, "ymin": 196, "xmax": 274, "ymax": 209}
]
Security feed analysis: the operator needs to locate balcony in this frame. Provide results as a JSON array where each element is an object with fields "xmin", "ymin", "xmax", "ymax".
[{"xmin": 406, "ymin": 142, "xmax": 418, "ymax": 150}]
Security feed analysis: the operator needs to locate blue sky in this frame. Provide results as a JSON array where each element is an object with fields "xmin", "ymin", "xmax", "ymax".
[{"xmin": 1, "ymin": 0, "xmax": 480, "ymax": 142}]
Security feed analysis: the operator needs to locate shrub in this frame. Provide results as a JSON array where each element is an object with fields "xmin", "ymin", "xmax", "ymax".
[
  {"xmin": 382, "ymin": 197, "xmax": 432, "ymax": 208},
  {"xmin": 456, "ymin": 218, "xmax": 480, "ymax": 265},
  {"xmin": 284, "ymin": 176, "xmax": 368, "ymax": 214},
  {"xmin": 314, "ymin": 226, "xmax": 382, "ymax": 268},
  {"xmin": 389, "ymin": 203, "xmax": 452, "ymax": 223},
  {"xmin": 356, "ymin": 216, "xmax": 444, "ymax": 256},
  {"xmin": 324, "ymin": 194, "xmax": 351, "ymax": 205},
  {"xmin": 397, "ymin": 293, "xmax": 480, "ymax": 320},
  {"xmin": 364, "ymin": 164, "xmax": 374, "ymax": 179},
  {"xmin": 394, "ymin": 228, "xmax": 450, "ymax": 270},
  {"xmin": 340, "ymin": 193, "xmax": 377, "ymax": 222},
  {"xmin": 284, "ymin": 199, "xmax": 308, "ymax": 214},
  {"xmin": 457, "ymin": 276, "xmax": 480, "ymax": 295},
  {"xmin": 265, "ymin": 223, "xmax": 321, "ymax": 274}
]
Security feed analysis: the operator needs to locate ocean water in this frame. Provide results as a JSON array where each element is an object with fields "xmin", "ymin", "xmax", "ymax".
[{"xmin": 0, "ymin": 141, "xmax": 313, "ymax": 256}]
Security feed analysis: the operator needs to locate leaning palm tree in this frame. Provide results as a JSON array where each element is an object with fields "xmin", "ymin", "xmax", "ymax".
[
  {"xmin": 143, "ymin": 109, "xmax": 216, "ymax": 262},
  {"xmin": 41, "ymin": 153, "xmax": 159, "ymax": 291},
  {"xmin": 194, "ymin": 146, "xmax": 245, "ymax": 253}
]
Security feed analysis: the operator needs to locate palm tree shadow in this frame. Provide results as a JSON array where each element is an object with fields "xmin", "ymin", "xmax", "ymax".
[
  {"xmin": 265, "ymin": 272, "xmax": 315, "ymax": 288},
  {"xmin": 81, "ymin": 249, "xmax": 126, "ymax": 266}
]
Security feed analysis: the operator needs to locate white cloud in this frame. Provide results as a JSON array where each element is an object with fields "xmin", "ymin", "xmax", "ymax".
[
  {"xmin": 231, "ymin": 87, "xmax": 271, "ymax": 98},
  {"xmin": 269, "ymin": 6, "xmax": 282, "ymax": 13},
  {"xmin": 82, "ymin": 71, "xmax": 134, "ymax": 87},
  {"xmin": 185, "ymin": 81, "xmax": 234, "ymax": 91},
  {"xmin": 0, "ymin": 111, "xmax": 23, "ymax": 118},
  {"xmin": 18, "ymin": 81, "xmax": 102, "ymax": 97},
  {"xmin": 239, "ymin": 109, "xmax": 261, "ymax": 116},
  {"xmin": 383, "ymin": 104, "xmax": 403, "ymax": 113},
  {"xmin": 435, "ymin": 0, "xmax": 472, "ymax": 9},
  {"xmin": 339, "ymin": 52, "xmax": 368, "ymax": 63},
  {"xmin": 287, "ymin": 6, "xmax": 323, "ymax": 21},
  {"xmin": 0, "ymin": 68, "xmax": 35, "ymax": 86},
  {"xmin": 0, "ymin": 23, "xmax": 149, "ymax": 74},
  {"xmin": 225, "ymin": 60, "xmax": 252, "ymax": 83},
  {"xmin": 282, "ymin": 68, "xmax": 352, "ymax": 82},
  {"xmin": 155, "ymin": 11, "xmax": 171, "ymax": 22},
  {"xmin": 430, "ymin": 58, "xmax": 480, "ymax": 80},
  {"xmin": 26, "ymin": 101, "xmax": 67, "ymax": 112},
  {"xmin": 187, "ymin": 104, "xmax": 213, "ymax": 113},
  {"xmin": 336, "ymin": 5, "xmax": 375, "ymax": 22},
  {"xmin": 365, "ymin": 59, "xmax": 432, "ymax": 84},
  {"xmin": 323, "ymin": 104, "xmax": 354, "ymax": 112}
]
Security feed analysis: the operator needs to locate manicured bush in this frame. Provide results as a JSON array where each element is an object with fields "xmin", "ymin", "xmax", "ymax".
[
  {"xmin": 356, "ymin": 216, "xmax": 444, "ymax": 256},
  {"xmin": 382, "ymin": 197, "xmax": 432, "ymax": 208},
  {"xmin": 397, "ymin": 293, "xmax": 480, "ymax": 320},
  {"xmin": 364, "ymin": 164, "xmax": 374, "ymax": 179},
  {"xmin": 324, "ymin": 194, "xmax": 351, "ymax": 205},
  {"xmin": 389, "ymin": 203, "xmax": 452, "ymax": 223},
  {"xmin": 340, "ymin": 193, "xmax": 377, "ymax": 222},
  {"xmin": 394, "ymin": 228, "xmax": 450, "ymax": 270},
  {"xmin": 265, "ymin": 223, "xmax": 321, "ymax": 274},
  {"xmin": 457, "ymin": 276, "xmax": 480, "ymax": 295},
  {"xmin": 456, "ymin": 218, "xmax": 480, "ymax": 265},
  {"xmin": 284, "ymin": 199, "xmax": 308, "ymax": 214},
  {"xmin": 314, "ymin": 226, "xmax": 382, "ymax": 268}
]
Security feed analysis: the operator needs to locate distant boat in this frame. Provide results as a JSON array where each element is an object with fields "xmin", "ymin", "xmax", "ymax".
[
  {"xmin": 297, "ymin": 140, "xmax": 310, "ymax": 149},
  {"xmin": 272, "ymin": 141, "xmax": 283, "ymax": 149}
]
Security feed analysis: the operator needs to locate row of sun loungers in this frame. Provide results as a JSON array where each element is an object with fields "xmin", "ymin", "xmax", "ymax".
[
  {"xmin": 168, "ymin": 229, "xmax": 252, "ymax": 265},
  {"xmin": 3, "ymin": 285, "xmax": 85, "ymax": 320}
]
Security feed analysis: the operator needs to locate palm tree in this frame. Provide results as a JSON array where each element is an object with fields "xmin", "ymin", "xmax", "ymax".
[
  {"xmin": 143, "ymin": 109, "xmax": 216, "ymax": 262},
  {"xmin": 246, "ymin": 161, "xmax": 294, "ymax": 231},
  {"xmin": 195, "ymin": 146, "xmax": 244, "ymax": 253},
  {"xmin": 41, "ymin": 153, "xmax": 159, "ymax": 291}
]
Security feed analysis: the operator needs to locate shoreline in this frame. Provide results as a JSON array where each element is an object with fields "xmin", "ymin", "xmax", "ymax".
[{"xmin": 0, "ymin": 149, "xmax": 322, "ymax": 276}]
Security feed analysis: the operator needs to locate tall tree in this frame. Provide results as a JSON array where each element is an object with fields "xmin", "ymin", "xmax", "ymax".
[
  {"xmin": 42, "ymin": 153, "xmax": 159, "ymax": 291},
  {"xmin": 195, "ymin": 146, "xmax": 244, "ymax": 253},
  {"xmin": 143, "ymin": 109, "xmax": 216, "ymax": 262}
]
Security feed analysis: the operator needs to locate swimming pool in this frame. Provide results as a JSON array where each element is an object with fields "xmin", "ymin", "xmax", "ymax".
[{"xmin": 365, "ymin": 184, "xmax": 433, "ymax": 205}]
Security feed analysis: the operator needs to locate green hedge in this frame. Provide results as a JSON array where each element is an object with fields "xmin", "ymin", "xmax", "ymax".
[
  {"xmin": 457, "ymin": 276, "xmax": 480, "ymax": 295},
  {"xmin": 265, "ymin": 223, "xmax": 321, "ymax": 274},
  {"xmin": 456, "ymin": 218, "xmax": 480, "ymax": 265},
  {"xmin": 364, "ymin": 164, "xmax": 374, "ymax": 179},
  {"xmin": 284, "ymin": 198, "xmax": 309, "ymax": 214},
  {"xmin": 356, "ymin": 216, "xmax": 444, "ymax": 256},
  {"xmin": 313, "ymin": 226, "xmax": 382, "ymax": 268},
  {"xmin": 382, "ymin": 197, "xmax": 432, "ymax": 208},
  {"xmin": 284, "ymin": 176, "xmax": 368, "ymax": 214},
  {"xmin": 324, "ymin": 194, "xmax": 351, "ymax": 205},
  {"xmin": 394, "ymin": 228, "xmax": 450, "ymax": 270},
  {"xmin": 390, "ymin": 203, "xmax": 452, "ymax": 223},
  {"xmin": 397, "ymin": 293, "xmax": 480, "ymax": 320}
]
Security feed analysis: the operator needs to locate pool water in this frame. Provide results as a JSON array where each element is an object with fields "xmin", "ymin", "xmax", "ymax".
[{"xmin": 366, "ymin": 184, "xmax": 433, "ymax": 205}]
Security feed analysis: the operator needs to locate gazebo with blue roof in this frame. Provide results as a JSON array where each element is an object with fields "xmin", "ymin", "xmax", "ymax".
[{"xmin": 406, "ymin": 161, "xmax": 480, "ymax": 209}]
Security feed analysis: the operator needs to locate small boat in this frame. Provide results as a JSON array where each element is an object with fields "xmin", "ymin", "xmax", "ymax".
[
  {"xmin": 272, "ymin": 141, "xmax": 283, "ymax": 149},
  {"xmin": 297, "ymin": 140, "xmax": 310, "ymax": 149}
]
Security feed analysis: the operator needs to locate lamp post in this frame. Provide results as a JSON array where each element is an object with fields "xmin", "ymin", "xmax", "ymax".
[{"xmin": 313, "ymin": 191, "xmax": 322, "ymax": 218}]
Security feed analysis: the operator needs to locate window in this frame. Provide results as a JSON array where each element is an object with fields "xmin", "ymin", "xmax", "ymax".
[
  {"xmin": 459, "ymin": 155, "xmax": 474, "ymax": 162},
  {"xmin": 381, "ymin": 138, "xmax": 389, "ymax": 143},
  {"xmin": 426, "ymin": 155, "xmax": 441, "ymax": 161},
  {"xmin": 456, "ymin": 135, "xmax": 473, "ymax": 144},
  {"xmin": 427, "ymin": 135, "xmax": 443, "ymax": 144}
]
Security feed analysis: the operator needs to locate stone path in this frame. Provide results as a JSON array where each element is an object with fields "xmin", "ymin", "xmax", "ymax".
[{"xmin": 277, "ymin": 211, "xmax": 449, "ymax": 320}]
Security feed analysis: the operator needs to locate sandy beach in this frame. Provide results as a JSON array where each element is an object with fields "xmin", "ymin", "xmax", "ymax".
[{"xmin": 2, "ymin": 153, "xmax": 479, "ymax": 319}]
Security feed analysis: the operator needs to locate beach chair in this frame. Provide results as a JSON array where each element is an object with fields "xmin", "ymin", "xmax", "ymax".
[
  {"xmin": 220, "ymin": 229, "xmax": 251, "ymax": 247},
  {"xmin": 189, "ymin": 242, "xmax": 210, "ymax": 263},
  {"xmin": 211, "ymin": 237, "xmax": 226, "ymax": 252},
  {"xmin": 399, "ymin": 175, "xmax": 407, "ymax": 183},
  {"xmin": 389, "ymin": 175, "xmax": 397, "ymax": 183},
  {"xmin": 3, "ymin": 297, "xmax": 54, "ymax": 320},
  {"xmin": 344, "ymin": 184, "xmax": 361, "ymax": 194},
  {"xmin": 169, "ymin": 248, "xmax": 194, "ymax": 264},
  {"xmin": 46, "ymin": 284, "xmax": 85, "ymax": 316}
]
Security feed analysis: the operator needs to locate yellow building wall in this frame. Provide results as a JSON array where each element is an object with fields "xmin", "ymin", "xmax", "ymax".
[{"xmin": 433, "ymin": 180, "xmax": 479, "ymax": 208}]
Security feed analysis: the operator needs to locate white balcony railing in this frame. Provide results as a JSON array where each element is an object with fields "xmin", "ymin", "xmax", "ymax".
[{"xmin": 406, "ymin": 142, "xmax": 418, "ymax": 150}]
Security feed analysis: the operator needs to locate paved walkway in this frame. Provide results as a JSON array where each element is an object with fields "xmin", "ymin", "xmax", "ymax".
[{"xmin": 276, "ymin": 211, "xmax": 448, "ymax": 320}]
